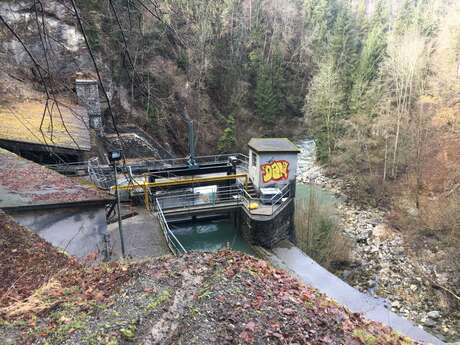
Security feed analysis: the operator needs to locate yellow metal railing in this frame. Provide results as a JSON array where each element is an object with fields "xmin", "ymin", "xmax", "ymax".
[
  {"xmin": 111, "ymin": 173, "xmax": 248, "ymax": 211},
  {"xmin": 115, "ymin": 173, "xmax": 248, "ymax": 191}
]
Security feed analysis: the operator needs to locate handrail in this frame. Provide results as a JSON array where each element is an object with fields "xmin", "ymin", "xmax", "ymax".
[
  {"xmin": 46, "ymin": 161, "xmax": 89, "ymax": 168},
  {"xmin": 150, "ymin": 183, "xmax": 292, "ymax": 255},
  {"xmin": 154, "ymin": 198, "xmax": 187, "ymax": 255},
  {"xmin": 153, "ymin": 183, "xmax": 291, "ymax": 216},
  {"xmin": 47, "ymin": 153, "xmax": 249, "ymax": 171},
  {"xmin": 115, "ymin": 173, "xmax": 248, "ymax": 191},
  {"xmin": 238, "ymin": 185, "xmax": 256, "ymax": 209},
  {"xmin": 270, "ymin": 184, "xmax": 291, "ymax": 214},
  {"xmin": 156, "ymin": 186, "xmax": 242, "ymax": 211},
  {"xmin": 269, "ymin": 183, "xmax": 290, "ymax": 202},
  {"xmin": 143, "ymin": 153, "xmax": 248, "ymax": 167},
  {"xmin": 88, "ymin": 157, "xmax": 114, "ymax": 190}
]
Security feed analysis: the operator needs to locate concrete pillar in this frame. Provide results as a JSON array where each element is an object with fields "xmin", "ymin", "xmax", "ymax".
[{"xmin": 76, "ymin": 79, "xmax": 103, "ymax": 131}]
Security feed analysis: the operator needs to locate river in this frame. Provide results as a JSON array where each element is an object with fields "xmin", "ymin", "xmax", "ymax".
[
  {"xmin": 295, "ymin": 139, "xmax": 340, "ymax": 208},
  {"xmin": 170, "ymin": 220, "xmax": 256, "ymax": 256},
  {"xmin": 293, "ymin": 139, "xmax": 456, "ymax": 343}
]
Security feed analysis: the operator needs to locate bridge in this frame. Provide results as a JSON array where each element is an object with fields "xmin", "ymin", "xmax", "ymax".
[{"xmin": 46, "ymin": 153, "xmax": 249, "ymax": 178}]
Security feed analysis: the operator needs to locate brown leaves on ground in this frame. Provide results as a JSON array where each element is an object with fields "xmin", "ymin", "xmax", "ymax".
[
  {"xmin": 0, "ymin": 211, "xmax": 80, "ymax": 308},
  {"xmin": 0, "ymin": 211, "xmax": 137, "ymax": 321},
  {"xmin": 0, "ymin": 148, "xmax": 109, "ymax": 205},
  {"xmin": 0, "ymin": 218, "xmax": 419, "ymax": 345},
  {"xmin": 174, "ymin": 251, "xmax": 419, "ymax": 345}
]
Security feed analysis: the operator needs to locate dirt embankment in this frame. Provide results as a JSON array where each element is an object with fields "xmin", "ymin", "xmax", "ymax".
[{"xmin": 1, "ymin": 212, "xmax": 420, "ymax": 345}]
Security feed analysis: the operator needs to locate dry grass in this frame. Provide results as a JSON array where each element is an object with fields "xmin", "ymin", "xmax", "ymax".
[
  {"xmin": 0, "ymin": 279, "xmax": 63, "ymax": 318},
  {"xmin": 295, "ymin": 188, "xmax": 351, "ymax": 270}
]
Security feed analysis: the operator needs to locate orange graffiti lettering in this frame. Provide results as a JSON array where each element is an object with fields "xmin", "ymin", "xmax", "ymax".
[{"xmin": 261, "ymin": 160, "xmax": 289, "ymax": 183}]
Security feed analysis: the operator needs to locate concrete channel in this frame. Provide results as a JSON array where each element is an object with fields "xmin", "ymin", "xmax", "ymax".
[{"xmin": 263, "ymin": 240, "xmax": 444, "ymax": 345}]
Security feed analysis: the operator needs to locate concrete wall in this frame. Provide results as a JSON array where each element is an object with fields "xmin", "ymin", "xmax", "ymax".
[
  {"xmin": 239, "ymin": 199, "xmax": 295, "ymax": 248},
  {"xmin": 248, "ymin": 149, "xmax": 259, "ymax": 187},
  {"xmin": 7, "ymin": 206, "xmax": 108, "ymax": 258},
  {"xmin": 249, "ymin": 150, "xmax": 298, "ymax": 190}
]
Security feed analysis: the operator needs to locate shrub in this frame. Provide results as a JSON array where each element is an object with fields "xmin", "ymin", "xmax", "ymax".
[
  {"xmin": 217, "ymin": 115, "xmax": 236, "ymax": 153},
  {"xmin": 295, "ymin": 187, "xmax": 351, "ymax": 270}
]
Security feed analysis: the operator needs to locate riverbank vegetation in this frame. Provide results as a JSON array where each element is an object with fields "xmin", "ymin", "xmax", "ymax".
[
  {"xmin": 301, "ymin": 0, "xmax": 460, "ymax": 298},
  {"xmin": 295, "ymin": 188, "xmax": 350, "ymax": 271}
]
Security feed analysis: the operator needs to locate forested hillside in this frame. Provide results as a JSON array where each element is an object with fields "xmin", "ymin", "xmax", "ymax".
[
  {"xmin": 302, "ymin": 0, "xmax": 460, "ymax": 281},
  {"xmin": 1, "ymin": 0, "xmax": 314, "ymax": 154},
  {"xmin": 302, "ymin": 3, "xmax": 460, "ymax": 335}
]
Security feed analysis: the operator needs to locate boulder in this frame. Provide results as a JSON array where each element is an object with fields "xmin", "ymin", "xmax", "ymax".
[
  {"xmin": 372, "ymin": 223, "xmax": 395, "ymax": 241},
  {"xmin": 427, "ymin": 310, "xmax": 441, "ymax": 319}
]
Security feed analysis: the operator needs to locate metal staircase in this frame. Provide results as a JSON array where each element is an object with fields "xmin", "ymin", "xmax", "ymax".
[{"xmin": 244, "ymin": 180, "xmax": 259, "ymax": 198}]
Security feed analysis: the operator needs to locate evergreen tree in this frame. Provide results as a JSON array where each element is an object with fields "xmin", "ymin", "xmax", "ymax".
[
  {"xmin": 254, "ymin": 61, "xmax": 282, "ymax": 123},
  {"xmin": 305, "ymin": 60, "xmax": 346, "ymax": 161},
  {"xmin": 303, "ymin": 0, "xmax": 361, "ymax": 161},
  {"xmin": 304, "ymin": 0, "xmax": 340, "ymax": 59},
  {"xmin": 217, "ymin": 115, "xmax": 236, "ymax": 153},
  {"xmin": 327, "ymin": 3, "xmax": 360, "ymax": 97},
  {"xmin": 350, "ymin": 18, "xmax": 387, "ymax": 114}
]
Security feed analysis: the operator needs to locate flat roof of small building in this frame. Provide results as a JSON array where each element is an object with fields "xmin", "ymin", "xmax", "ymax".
[
  {"xmin": 0, "ymin": 99, "xmax": 91, "ymax": 151},
  {"xmin": 248, "ymin": 138, "xmax": 300, "ymax": 153},
  {"xmin": 0, "ymin": 148, "xmax": 111, "ymax": 210}
]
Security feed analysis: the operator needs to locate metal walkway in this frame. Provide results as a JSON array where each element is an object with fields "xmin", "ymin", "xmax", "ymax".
[
  {"xmin": 149, "ymin": 184, "xmax": 291, "ymax": 255},
  {"xmin": 153, "ymin": 184, "xmax": 290, "ymax": 217},
  {"xmin": 47, "ymin": 153, "xmax": 249, "ymax": 178}
]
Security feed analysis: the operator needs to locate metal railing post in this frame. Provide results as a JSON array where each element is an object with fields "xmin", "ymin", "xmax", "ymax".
[
  {"xmin": 155, "ymin": 198, "xmax": 187, "ymax": 255},
  {"xmin": 144, "ymin": 175, "xmax": 149, "ymax": 211},
  {"xmin": 113, "ymin": 161, "xmax": 126, "ymax": 258}
]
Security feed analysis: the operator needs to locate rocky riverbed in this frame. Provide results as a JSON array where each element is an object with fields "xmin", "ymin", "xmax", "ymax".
[{"xmin": 296, "ymin": 140, "xmax": 460, "ymax": 343}]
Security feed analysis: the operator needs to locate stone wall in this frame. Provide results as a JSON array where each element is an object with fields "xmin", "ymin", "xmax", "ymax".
[
  {"xmin": 239, "ymin": 200, "xmax": 295, "ymax": 248},
  {"xmin": 76, "ymin": 79, "xmax": 102, "ymax": 130}
]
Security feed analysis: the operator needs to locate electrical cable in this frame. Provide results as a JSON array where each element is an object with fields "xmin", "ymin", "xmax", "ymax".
[{"xmin": 69, "ymin": 0, "xmax": 123, "ymax": 143}]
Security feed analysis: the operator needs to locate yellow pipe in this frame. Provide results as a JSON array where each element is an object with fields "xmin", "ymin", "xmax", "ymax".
[{"xmin": 115, "ymin": 173, "xmax": 248, "ymax": 191}]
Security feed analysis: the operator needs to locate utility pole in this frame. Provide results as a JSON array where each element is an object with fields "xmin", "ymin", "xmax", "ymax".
[{"xmin": 109, "ymin": 150, "xmax": 126, "ymax": 258}]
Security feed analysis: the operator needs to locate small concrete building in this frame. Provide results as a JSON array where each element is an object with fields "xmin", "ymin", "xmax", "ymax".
[
  {"xmin": 248, "ymin": 138, "xmax": 300, "ymax": 191},
  {"xmin": 0, "ymin": 148, "xmax": 112, "ymax": 258}
]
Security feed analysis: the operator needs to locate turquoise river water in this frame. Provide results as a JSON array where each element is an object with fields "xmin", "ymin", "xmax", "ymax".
[{"xmin": 170, "ymin": 219, "xmax": 257, "ymax": 256}]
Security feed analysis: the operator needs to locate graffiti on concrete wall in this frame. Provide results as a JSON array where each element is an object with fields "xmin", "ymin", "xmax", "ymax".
[{"xmin": 261, "ymin": 160, "xmax": 289, "ymax": 183}]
